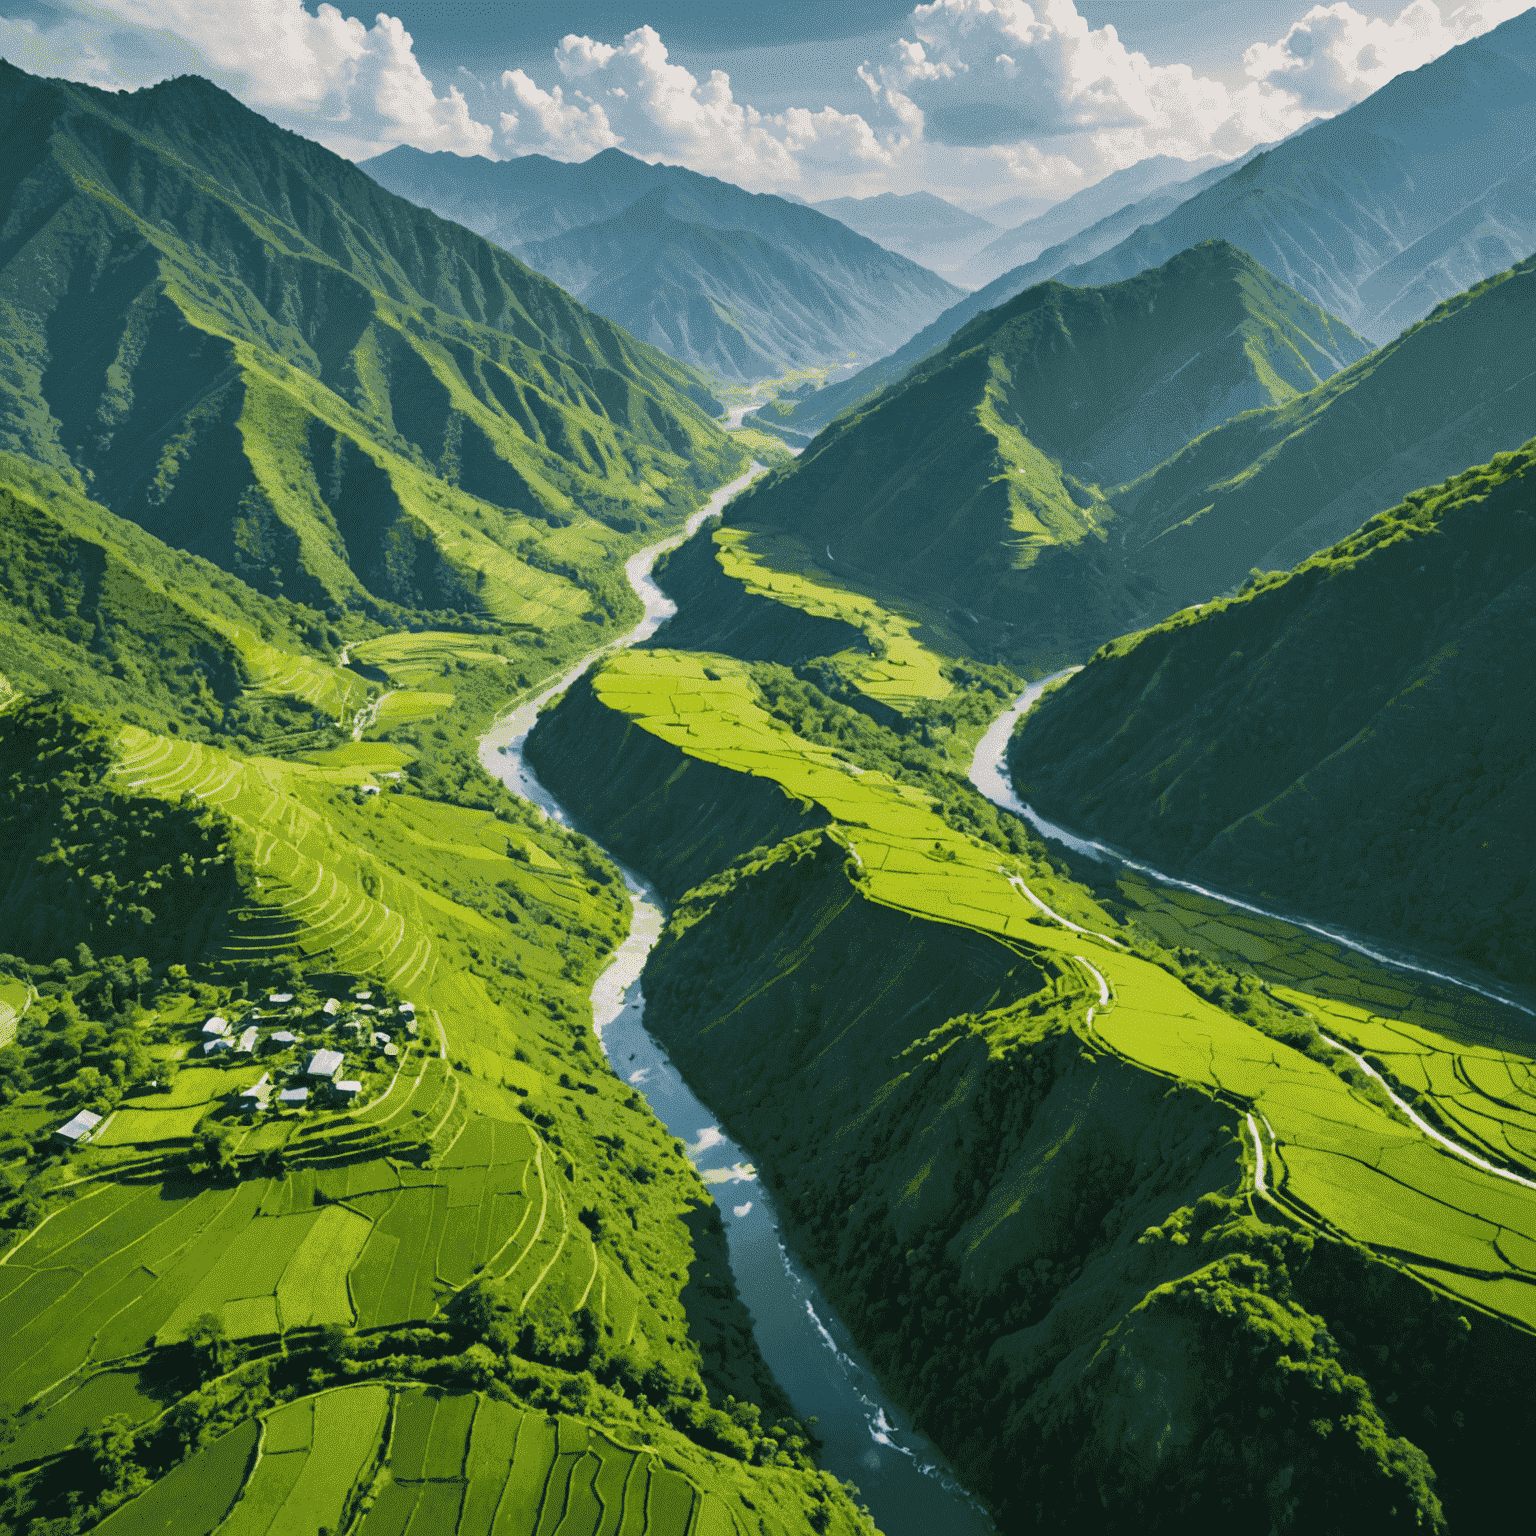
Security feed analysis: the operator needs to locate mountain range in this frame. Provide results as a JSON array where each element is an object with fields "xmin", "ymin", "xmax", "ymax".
[
  {"xmin": 364, "ymin": 146, "xmax": 962, "ymax": 383},
  {"xmin": 766, "ymin": 8, "xmax": 1536, "ymax": 438},
  {"xmin": 810, "ymin": 190, "xmax": 998, "ymax": 278},
  {"xmin": 0, "ymin": 61, "xmax": 742, "ymax": 739}
]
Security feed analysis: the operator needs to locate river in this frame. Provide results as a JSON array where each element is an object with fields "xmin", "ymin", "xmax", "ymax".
[
  {"xmin": 968, "ymin": 675, "xmax": 1535, "ymax": 1022},
  {"xmin": 478, "ymin": 468, "xmax": 995, "ymax": 1536}
]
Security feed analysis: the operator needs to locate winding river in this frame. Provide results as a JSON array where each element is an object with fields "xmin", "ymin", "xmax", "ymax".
[{"xmin": 479, "ymin": 469, "xmax": 995, "ymax": 1536}]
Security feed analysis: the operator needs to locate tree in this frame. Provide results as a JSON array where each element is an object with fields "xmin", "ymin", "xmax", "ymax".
[{"xmin": 184, "ymin": 1312, "xmax": 229, "ymax": 1376}]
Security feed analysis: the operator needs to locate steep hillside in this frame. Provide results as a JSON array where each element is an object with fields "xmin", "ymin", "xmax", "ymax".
[
  {"xmin": 1047, "ymin": 8, "xmax": 1536, "ymax": 342},
  {"xmin": 364, "ymin": 145, "xmax": 961, "ymax": 383},
  {"xmin": 1110, "ymin": 253, "xmax": 1536, "ymax": 614},
  {"xmin": 525, "ymin": 577, "xmax": 1536, "ymax": 1534},
  {"xmin": 725, "ymin": 241, "xmax": 1371, "ymax": 668},
  {"xmin": 0, "ymin": 63, "xmax": 740, "ymax": 647},
  {"xmin": 1009, "ymin": 442, "xmax": 1536, "ymax": 989}
]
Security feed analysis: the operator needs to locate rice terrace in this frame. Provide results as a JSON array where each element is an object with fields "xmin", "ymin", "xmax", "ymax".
[{"xmin": 1, "ymin": 7, "xmax": 1535, "ymax": 1536}]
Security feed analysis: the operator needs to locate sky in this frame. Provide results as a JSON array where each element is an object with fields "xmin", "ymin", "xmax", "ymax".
[{"xmin": 1, "ymin": 0, "xmax": 1530, "ymax": 209}]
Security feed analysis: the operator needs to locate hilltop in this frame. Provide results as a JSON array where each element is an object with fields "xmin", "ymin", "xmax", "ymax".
[{"xmin": 364, "ymin": 145, "xmax": 962, "ymax": 384}]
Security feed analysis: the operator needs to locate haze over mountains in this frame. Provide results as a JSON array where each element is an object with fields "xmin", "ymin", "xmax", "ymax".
[
  {"xmin": 769, "ymin": 8, "xmax": 1536, "ymax": 439},
  {"xmin": 364, "ymin": 146, "xmax": 961, "ymax": 384},
  {"xmin": 809, "ymin": 191, "xmax": 998, "ymax": 278}
]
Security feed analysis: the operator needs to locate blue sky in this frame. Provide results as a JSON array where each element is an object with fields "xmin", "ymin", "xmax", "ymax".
[{"xmin": 1, "ymin": 2, "xmax": 1528, "ymax": 207}]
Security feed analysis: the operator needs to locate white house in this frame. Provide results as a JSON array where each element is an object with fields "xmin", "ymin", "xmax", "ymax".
[
  {"xmin": 236, "ymin": 1026, "xmax": 259, "ymax": 1053},
  {"xmin": 333, "ymin": 1079, "xmax": 363, "ymax": 1099},
  {"xmin": 53, "ymin": 1109, "xmax": 102, "ymax": 1145},
  {"xmin": 278, "ymin": 1086, "xmax": 309, "ymax": 1106},
  {"xmin": 202, "ymin": 1016, "xmax": 229, "ymax": 1037},
  {"xmin": 306, "ymin": 1048, "xmax": 345, "ymax": 1081}
]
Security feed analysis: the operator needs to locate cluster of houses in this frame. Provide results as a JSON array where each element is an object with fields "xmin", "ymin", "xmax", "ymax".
[{"xmin": 51, "ymin": 989, "xmax": 420, "ymax": 1145}]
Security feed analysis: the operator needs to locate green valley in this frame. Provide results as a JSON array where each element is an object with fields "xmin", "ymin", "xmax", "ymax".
[{"xmin": 0, "ymin": 26, "xmax": 1533, "ymax": 1536}]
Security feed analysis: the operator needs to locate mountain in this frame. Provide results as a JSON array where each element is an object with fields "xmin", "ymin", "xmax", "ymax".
[
  {"xmin": 363, "ymin": 145, "xmax": 962, "ymax": 383},
  {"xmin": 1109, "ymin": 253, "xmax": 1536, "ymax": 616},
  {"xmin": 953, "ymin": 152, "xmax": 1226, "ymax": 288},
  {"xmin": 1008, "ymin": 440, "xmax": 1536, "ymax": 989},
  {"xmin": 759, "ymin": 149, "xmax": 1270, "ymax": 437},
  {"xmin": 1042, "ymin": 8, "xmax": 1536, "ymax": 343},
  {"xmin": 0, "ymin": 62, "xmax": 742, "ymax": 696},
  {"xmin": 726, "ymin": 241, "xmax": 1372, "ymax": 665},
  {"xmin": 811, "ymin": 190, "xmax": 996, "ymax": 275}
]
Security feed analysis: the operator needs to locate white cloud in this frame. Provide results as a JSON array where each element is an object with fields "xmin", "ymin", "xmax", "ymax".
[
  {"xmin": 0, "ymin": 0, "xmax": 1526, "ymax": 198},
  {"xmin": 1243, "ymin": 1, "xmax": 1530, "ymax": 113},
  {"xmin": 495, "ymin": 26, "xmax": 897, "ymax": 188},
  {"xmin": 0, "ymin": 1, "xmax": 492, "ymax": 158}
]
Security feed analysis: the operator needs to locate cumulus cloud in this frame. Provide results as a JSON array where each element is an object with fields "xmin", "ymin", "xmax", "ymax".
[
  {"xmin": 0, "ymin": 1, "xmax": 492, "ymax": 158},
  {"xmin": 496, "ymin": 26, "xmax": 897, "ymax": 187},
  {"xmin": 1243, "ymin": 0, "xmax": 1530, "ymax": 113}
]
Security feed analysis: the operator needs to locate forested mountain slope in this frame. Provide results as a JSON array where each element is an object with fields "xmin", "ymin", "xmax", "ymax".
[
  {"xmin": 1009, "ymin": 441, "xmax": 1536, "ymax": 988},
  {"xmin": 364, "ymin": 145, "xmax": 961, "ymax": 383},
  {"xmin": 0, "ymin": 61, "xmax": 746, "ymax": 741},
  {"xmin": 724, "ymin": 241, "xmax": 1371, "ymax": 668}
]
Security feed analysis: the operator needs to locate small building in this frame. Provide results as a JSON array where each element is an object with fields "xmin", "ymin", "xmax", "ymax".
[
  {"xmin": 372, "ymin": 1031, "xmax": 391, "ymax": 1048},
  {"xmin": 202, "ymin": 1016, "xmax": 229, "ymax": 1037},
  {"xmin": 354, "ymin": 990, "xmax": 373, "ymax": 1000},
  {"xmin": 357, "ymin": 1003, "xmax": 376, "ymax": 1013},
  {"xmin": 236, "ymin": 1026, "xmax": 259, "ymax": 1054},
  {"xmin": 268, "ymin": 992, "xmax": 294, "ymax": 1005},
  {"xmin": 333, "ymin": 1079, "xmax": 363, "ymax": 1100},
  {"xmin": 278, "ymin": 1086, "xmax": 309, "ymax": 1106},
  {"xmin": 382, "ymin": 1043, "xmax": 398, "ymax": 1058},
  {"xmin": 398, "ymin": 1001, "xmax": 415, "ymax": 1016},
  {"xmin": 241, "ymin": 1074, "xmax": 272, "ymax": 1108},
  {"xmin": 203, "ymin": 1038, "xmax": 232, "ymax": 1056},
  {"xmin": 321, "ymin": 998, "xmax": 340, "ymax": 1016},
  {"xmin": 306, "ymin": 1048, "xmax": 345, "ymax": 1082},
  {"xmin": 267, "ymin": 1030, "xmax": 297, "ymax": 1050},
  {"xmin": 54, "ymin": 1109, "xmax": 102, "ymax": 1146}
]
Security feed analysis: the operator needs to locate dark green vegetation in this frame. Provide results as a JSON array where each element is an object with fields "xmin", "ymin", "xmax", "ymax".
[
  {"xmin": 1009, "ymin": 441, "xmax": 1536, "ymax": 989},
  {"xmin": 363, "ymin": 146, "xmax": 961, "ymax": 384},
  {"xmin": 525, "ymin": 526, "xmax": 1536, "ymax": 1532},
  {"xmin": 0, "ymin": 63, "xmax": 874, "ymax": 1536},
  {"xmin": 729, "ymin": 240, "xmax": 1374, "ymax": 668},
  {"xmin": 731, "ymin": 245, "xmax": 1536, "ymax": 672}
]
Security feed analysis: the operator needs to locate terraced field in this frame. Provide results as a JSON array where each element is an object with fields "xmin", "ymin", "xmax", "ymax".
[
  {"xmin": 573, "ymin": 645, "xmax": 1536, "ymax": 1331},
  {"xmin": 86, "ymin": 1383, "xmax": 822, "ymax": 1536}
]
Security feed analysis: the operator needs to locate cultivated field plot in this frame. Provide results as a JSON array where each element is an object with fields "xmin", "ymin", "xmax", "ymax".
[
  {"xmin": 713, "ymin": 527, "xmax": 955, "ymax": 712},
  {"xmin": 92, "ymin": 1386, "xmax": 732, "ymax": 1536},
  {"xmin": 93, "ymin": 1063, "xmax": 269, "ymax": 1149},
  {"xmin": 363, "ymin": 1388, "xmax": 707, "ymax": 1536},
  {"xmin": 0, "ymin": 974, "xmax": 29, "ymax": 1046},
  {"xmin": 367, "ymin": 690, "xmax": 457, "ymax": 733},
  {"xmin": 297, "ymin": 742, "xmax": 414, "ymax": 771},
  {"xmin": 0, "ymin": 1119, "xmax": 606, "ymax": 1407},
  {"xmin": 349, "ymin": 632, "xmax": 510, "ymax": 688},
  {"xmin": 585, "ymin": 646, "xmax": 1536, "ymax": 1332}
]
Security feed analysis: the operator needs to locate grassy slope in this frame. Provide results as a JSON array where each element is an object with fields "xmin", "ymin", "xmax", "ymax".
[
  {"xmin": 524, "ymin": 530, "xmax": 1536, "ymax": 1531},
  {"xmin": 1008, "ymin": 441, "xmax": 1536, "ymax": 988},
  {"xmin": 723, "ymin": 241, "xmax": 1373, "ymax": 671}
]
